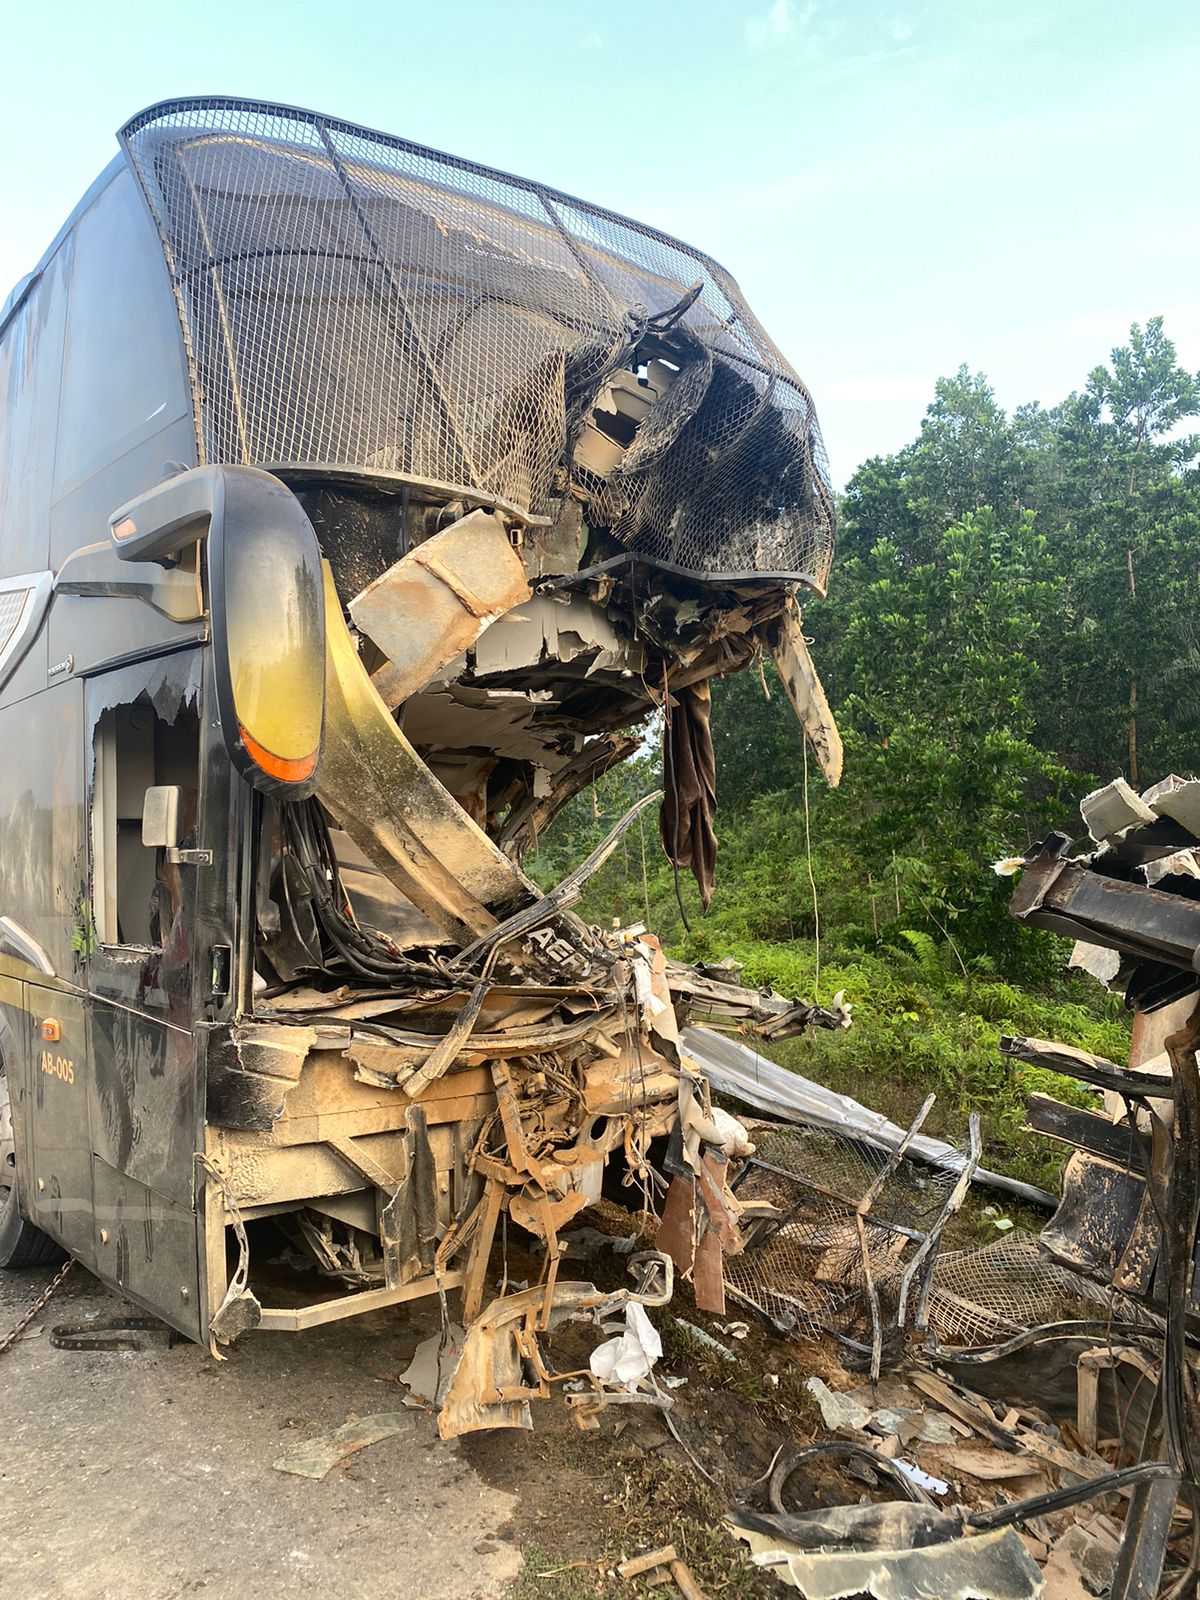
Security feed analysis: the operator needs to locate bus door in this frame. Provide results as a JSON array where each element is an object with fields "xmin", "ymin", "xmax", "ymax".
[{"xmin": 83, "ymin": 648, "xmax": 207, "ymax": 1334}]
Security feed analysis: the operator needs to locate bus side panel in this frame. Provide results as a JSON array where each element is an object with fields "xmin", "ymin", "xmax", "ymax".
[
  {"xmin": 0, "ymin": 977, "xmax": 32, "ymax": 1212},
  {"xmin": 0, "ymin": 619, "xmax": 92, "ymax": 1253},
  {"xmin": 82, "ymin": 654, "xmax": 206, "ymax": 1220},
  {"xmin": 91, "ymin": 1154, "xmax": 202, "ymax": 1341},
  {"xmin": 88, "ymin": 1004, "xmax": 199, "ymax": 1211},
  {"xmin": 24, "ymin": 984, "xmax": 95, "ymax": 1265}
]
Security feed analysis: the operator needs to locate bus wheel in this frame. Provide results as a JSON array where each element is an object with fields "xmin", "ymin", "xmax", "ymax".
[{"xmin": 0, "ymin": 1060, "xmax": 62, "ymax": 1269}]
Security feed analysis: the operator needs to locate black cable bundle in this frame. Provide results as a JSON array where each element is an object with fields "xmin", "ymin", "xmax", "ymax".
[{"xmin": 278, "ymin": 798, "xmax": 454, "ymax": 990}]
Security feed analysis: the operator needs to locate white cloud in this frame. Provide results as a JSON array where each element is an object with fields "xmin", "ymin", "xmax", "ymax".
[
  {"xmin": 578, "ymin": 29, "xmax": 604, "ymax": 52},
  {"xmin": 745, "ymin": 0, "xmax": 800, "ymax": 50},
  {"xmin": 743, "ymin": 1, "xmax": 917, "ymax": 77}
]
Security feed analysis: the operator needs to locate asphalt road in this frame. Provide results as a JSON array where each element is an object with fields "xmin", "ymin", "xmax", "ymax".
[{"xmin": 0, "ymin": 1262, "xmax": 523, "ymax": 1600}]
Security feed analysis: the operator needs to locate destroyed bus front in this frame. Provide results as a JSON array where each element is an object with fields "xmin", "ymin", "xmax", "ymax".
[{"xmin": 0, "ymin": 96, "xmax": 842, "ymax": 1418}]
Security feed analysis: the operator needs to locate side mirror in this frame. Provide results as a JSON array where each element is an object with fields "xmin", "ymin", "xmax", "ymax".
[
  {"xmin": 110, "ymin": 467, "xmax": 326, "ymax": 799},
  {"xmin": 142, "ymin": 785, "xmax": 183, "ymax": 849}
]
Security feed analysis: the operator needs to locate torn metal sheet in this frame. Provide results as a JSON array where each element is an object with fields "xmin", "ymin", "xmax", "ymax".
[
  {"xmin": 731, "ymin": 1503, "xmax": 963, "ymax": 1556},
  {"xmin": 682, "ymin": 1026, "xmax": 1054, "ymax": 1207},
  {"xmin": 351, "ymin": 508, "xmax": 531, "ymax": 710},
  {"xmin": 400, "ymin": 1325, "xmax": 467, "ymax": 1407},
  {"xmin": 470, "ymin": 590, "xmax": 636, "ymax": 679},
  {"xmin": 769, "ymin": 598, "xmax": 844, "ymax": 786},
  {"xmin": 733, "ymin": 1523, "xmax": 1044, "ymax": 1600},
  {"xmin": 206, "ymin": 1022, "xmax": 319, "ymax": 1131},
  {"xmin": 317, "ymin": 561, "xmax": 534, "ymax": 944}
]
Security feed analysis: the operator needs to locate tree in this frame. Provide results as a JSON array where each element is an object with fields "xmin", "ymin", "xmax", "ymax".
[{"xmin": 1030, "ymin": 319, "xmax": 1200, "ymax": 781}]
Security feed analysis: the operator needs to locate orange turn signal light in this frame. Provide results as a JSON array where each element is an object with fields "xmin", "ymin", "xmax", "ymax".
[
  {"xmin": 40, "ymin": 1018, "xmax": 61, "ymax": 1043},
  {"xmin": 238, "ymin": 723, "xmax": 319, "ymax": 785}
]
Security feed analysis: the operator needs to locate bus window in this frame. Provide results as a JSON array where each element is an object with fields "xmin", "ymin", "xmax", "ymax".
[
  {"xmin": 54, "ymin": 173, "xmax": 188, "ymax": 499},
  {"xmin": 92, "ymin": 694, "xmax": 200, "ymax": 949},
  {"xmin": 0, "ymin": 243, "xmax": 71, "ymax": 573}
]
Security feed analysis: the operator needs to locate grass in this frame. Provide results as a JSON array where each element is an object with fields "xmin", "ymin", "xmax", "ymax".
[
  {"xmin": 505, "ymin": 1462, "xmax": 772, "ymax": 1600},
  {"xmin": 706, "ymin": 935, "xmax": 1127, "ymax": 1193}
]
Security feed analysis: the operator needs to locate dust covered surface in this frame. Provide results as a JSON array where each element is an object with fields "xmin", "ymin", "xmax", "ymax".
[{"xmin": 460, "ymin": 1223, "xmax": 856, "ymax": 1599}]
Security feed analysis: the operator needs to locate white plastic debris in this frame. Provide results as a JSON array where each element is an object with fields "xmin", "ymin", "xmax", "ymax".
[
  {"xmin": 673, "ymin": 1316, "xmax": 736, "ymax": 1362},
  {"xmin": 1149, "ymin": 775, "xmax": 1200, "ymax": 836},
  {"xmin": 1080, "ymin": 776, "xmax": 1155, "ymax": 842},
  {"xmin": 709, "ymin": 1106, "xmax": 756, "ymax": 1158},
  {"xmin": 806, "ymin": 1376, "xmax": 873, "ymax": 1433},
  {"xmin": 894, "ymin": 1458, "xmax": 949, "ymax": 1496},
  {"xmin": 590, "ymin": 1301, "xmax": 662, "ymax": 1391}
]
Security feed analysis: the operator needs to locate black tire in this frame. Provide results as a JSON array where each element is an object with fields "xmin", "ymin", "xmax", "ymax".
[{"xmin": 0, "ymin": 1059, "xmax": 64, "ymax": 1269}]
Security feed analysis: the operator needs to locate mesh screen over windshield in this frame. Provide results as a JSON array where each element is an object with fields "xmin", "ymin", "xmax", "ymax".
[{"xmin": 120, "ymin": 98, "xmax": 834, "ymax": 585}]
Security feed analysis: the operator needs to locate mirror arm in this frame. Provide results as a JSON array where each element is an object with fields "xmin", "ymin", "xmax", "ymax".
[{"xmin": 110, "ymin": 467, "xmax": 226, "ymax": 565}]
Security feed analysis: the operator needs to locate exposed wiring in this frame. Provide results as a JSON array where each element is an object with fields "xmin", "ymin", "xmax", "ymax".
[
  {"xmin": 802, "ymin": 740, "xmax": 820, "ymax": 1002},
  {"xmin": 662, "ymin": 662, "xmax": 692, "ymax": 936},
  {"xmin": 278, "ymin": 799, "xmax": 454, "ymax": 987},
  {"xmin": 637, "ymin": 808, "xmax": 652, "ymax": 927}
]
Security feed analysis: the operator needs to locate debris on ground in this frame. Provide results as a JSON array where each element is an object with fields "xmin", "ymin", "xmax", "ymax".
[
  {"xmin": 590, "ymin": 1302, "xmax": 663, "ymax": 1391},
  {"xmin": 489, "ymin": 770, "xmax": 1200, "ymax": 1597},
  {"xmin": 617, "ymin": 1543, "xmax": 710, "ymax": 1597},
  {"xmin": 272, "ymin": 1411, "xmax": 414, "ymax": 1479},
  {"xmin": 732, "ymin": 1521, "xmax": 1043, "ymax": 1600},
  {"xmin": 804, "ymin": 1378, "xmax": 873, "ymax": 1434}
]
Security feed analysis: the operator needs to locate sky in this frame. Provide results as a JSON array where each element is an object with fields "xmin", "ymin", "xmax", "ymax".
[{"xmin": 2, "ymin": 0, "xmax": 1196, "ymax": 483}]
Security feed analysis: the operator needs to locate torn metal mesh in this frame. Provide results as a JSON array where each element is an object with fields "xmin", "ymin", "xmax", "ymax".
[
  {"xmin": 725, "ymin": 1126, "xmax": 959, "ymax": 1344},
  {"xmin": 119, "ymin": 98, "xmax": 834, "ymax": 584},
  {"xmin": 926, "ymin": 1233, "xmax": 1160, "ymax": 1349}
]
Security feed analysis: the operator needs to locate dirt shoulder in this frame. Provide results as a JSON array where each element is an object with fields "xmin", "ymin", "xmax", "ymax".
[{"xmin": 0, "ymin": 1263, "xmax": 522, "ymax": 1600}]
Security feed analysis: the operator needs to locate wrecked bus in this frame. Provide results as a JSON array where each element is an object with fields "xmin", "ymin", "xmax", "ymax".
[{"xmin": 0, "ymin": 97, "xmax": 842, "ymax": 1420}]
